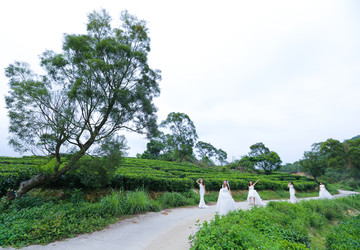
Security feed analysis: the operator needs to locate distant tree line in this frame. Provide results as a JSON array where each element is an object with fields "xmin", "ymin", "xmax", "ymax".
[{"xmin": 280, "ymin": 135, "xmax": 360, "ymax": 189}]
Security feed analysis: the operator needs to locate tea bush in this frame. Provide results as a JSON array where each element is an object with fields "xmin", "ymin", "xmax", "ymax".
[
  {"xmin": 190, "ymin": 194, "xmax": 360, "ymax": 249},
  {"xmin": 0, "ymin": 156, "xmax": 320, "ymax": 196},
  {"xmin": 326, "ymin": 214, "xmax": 360, "ymax": 249}
]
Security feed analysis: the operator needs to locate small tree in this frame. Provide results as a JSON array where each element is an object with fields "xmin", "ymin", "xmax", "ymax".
[
  {"xmin": 238, "ymin": 155, "xmax": 257, "ymax": 172},
  {"xmin": 160, "ymin": 112, "xmax": 198, "ymax": 163},
  {"xmin": 248, "ymin": 142, "xmax": 282, "ymax": 174},
  {"xmin": 141, "ymin": 138, "xmax": 166, "ymax": 159},
  {"xmin": 299, "ymin": 143, "xmax": 326, "ymax": 181},
  {"xmin": 216, "ymin": 148, "xmax": 228, "ymax": 166},
  {"xmin": 5, "ymin": 9, "xmax": 161, "ymax": 197},
  {"xmin": 195, "ymin": 141, "xmax": 227, "ymax": 166}
]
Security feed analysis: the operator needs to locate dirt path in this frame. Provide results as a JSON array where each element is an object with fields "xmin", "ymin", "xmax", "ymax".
[{"xmin": 6, "ymin": 190, "xmax": 358, "ymax": 250}]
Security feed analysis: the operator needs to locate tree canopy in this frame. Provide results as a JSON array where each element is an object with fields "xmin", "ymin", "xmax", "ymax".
[
  {"xmin": 5, "ymin": 9, "xmax": 161, "ymax": 196},
  {"xmin": 299, "ymin": 143, "xmax": 326, "ymax": 182},
  {"xmin": 195, "ymin": 141, "xmax": 228, "ymax": 166},
  {"xmin": 240, "ymin": 142, "xmax": 282, "ymax": 174},
  {"xmin": 160, "ymin": 112, "xmax": 198, "ymax": 163},
  {"xmin": 299, "ymin": 137, "xmax": 360, "ymax": 184}
]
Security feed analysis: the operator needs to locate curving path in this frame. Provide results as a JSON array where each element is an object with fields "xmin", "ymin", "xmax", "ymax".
[{"xmin": 4, "ymin": 190, "xmax": 358, "ymax": 250}]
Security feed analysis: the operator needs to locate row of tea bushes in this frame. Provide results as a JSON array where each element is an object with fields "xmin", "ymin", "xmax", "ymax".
[
  {"xmin": 113, "ymin": 158, "xmax": 318, "ymax": 192},
  {"xmin": 0, "ymin": 160, "xmax": 44, "ymax": 196},
  {"xmin": 0, "ymin": 156, "xmax": 318, "ymax": 194}
]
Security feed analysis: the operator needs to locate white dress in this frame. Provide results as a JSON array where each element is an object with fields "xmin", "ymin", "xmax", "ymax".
[
  {"xmin": 319, "ymin": 184, "xmax": 333, "ymax": 199},
  {"xmin": 247, "ymin": 185, "xmax": 265, "ymax": 206},
  {"xmin": 289, "ymin": 185, "xmax": 299, "ymax": 203},
  {"xmin": 216, "ymin": 186, "xmax": 237, "ymax": 215},
  {"xmin": 198, "ymin": 184, "xmax": 208, "ymax": 208}
]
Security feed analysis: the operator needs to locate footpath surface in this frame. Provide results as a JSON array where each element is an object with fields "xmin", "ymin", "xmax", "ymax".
[{"xmin": 5, "ymin": 190, "xmax": 358, "ymax": 250}]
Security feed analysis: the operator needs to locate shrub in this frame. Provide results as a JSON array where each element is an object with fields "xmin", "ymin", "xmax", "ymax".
[
  {"xmin": 326, "ymin": 215, "xmax": 360, "ymax": 249},
  {"xmin": 190, "ymin": 195, "xmax": 360, "ymax": 249},
  {"xmin": 158, "ymin": 192, "xmax": 189, "ymax": 208},
  {"xmin": 122, "ymin": 190, "xmax": 160, "ymax": 214}
]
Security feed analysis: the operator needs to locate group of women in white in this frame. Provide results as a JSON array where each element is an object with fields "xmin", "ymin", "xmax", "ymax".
[
  {"xmin": 197, "ymin": 178, "xmax": 333, "ymax": 215},
  {"xmin": 287, "ymin": 181, "xmax": 333, "ymax": 203}
]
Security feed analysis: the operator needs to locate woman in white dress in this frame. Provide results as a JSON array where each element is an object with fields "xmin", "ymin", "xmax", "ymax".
[
  {"xmin": 288, "ymin": 181, "xmax": 299, "ymax": 203},
  {"xmin": 196, "ymin": 178, "xmax": 208, "ymax": 208},
  {"xmin": 247, "ymin": 179, "xmax": 265, "ymax": 206},
  {"xmin": 216, "ymin": 180, "xmax": 237, "ymax": 216},
  {"xmin": 319, "ymin": 182, "xmax": 333, "ymax": 199}
]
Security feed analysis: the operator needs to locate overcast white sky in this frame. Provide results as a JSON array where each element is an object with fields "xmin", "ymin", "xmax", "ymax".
[{"xmin": 1, "ymin": 0, "xmax": 360, "ymax": 163}]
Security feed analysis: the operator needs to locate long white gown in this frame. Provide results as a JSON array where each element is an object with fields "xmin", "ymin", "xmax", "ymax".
[
  {"xmin": 198, "ymin": 184, "xmax": 208, "ymax": 208},
  {"xmin": 216, "ymin": 186, "xmax": 237, "ymax": 215},
  {"xmin": 319, "ymin": 184, "xmax": 333, "ymax": 199},
  {"xmin": 289, "ymin": 184, "xmax": 299, "ymax": 203},
  {"xmin": 247, "ymin": 185, "xmax": 265, "ymax": 206}
]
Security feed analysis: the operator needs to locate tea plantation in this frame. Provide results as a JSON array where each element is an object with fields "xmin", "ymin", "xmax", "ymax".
[{"xmin": 1, "ymin": 156, "xmax": 318, "ymax": 196}]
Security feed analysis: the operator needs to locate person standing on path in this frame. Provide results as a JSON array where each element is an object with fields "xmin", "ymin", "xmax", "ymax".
[
  {"xmin": 196, "ymin": 178, "xmax": 208, "ymax": 208},
  {"xmin": 288, "ymin": 181, "xmax": 299, "ymax": 203},
  {"xmin": 247, "ymin": 179, "xmax": 265, "ymax": 206},
  {"xmin": 216, "ymin": 180, "xmax": 237, "ymax": 215},
  {"xmin": 319, "ymin": 182, "xmax": 333, "ymax": 199}
]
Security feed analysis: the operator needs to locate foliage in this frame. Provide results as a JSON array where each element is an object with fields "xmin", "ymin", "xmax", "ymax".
[
  {"xmin": 235, "ymin": 156, "xmax": 257, "ymax": 172},
  {"xmin": 0, "ymin": 157, "xmax": 320, "ymax": 196},
  {"xmin": 279, "ymin": 161, "xmax": 302, "ymax": 173},
  {"xmin": 300, "ymin": 137, "xmax": 360, "ymax": 186},
  {"xmin": 69, "ymin": 136, "xmax": 128, "ymax": 189},
  {"xmin": 4, "ymin": 9, "xmax": 160, "ymax": 196},
  {"xmin": 157, "ymin": 191, "xmax": 197, "ymax": 208},
  {"xmin": 112, "ymin": 158, "xmax": 318, "ymax": 192},
  {"xmin": 238, "ymin": 142, "xmax": 282, "ymax": 174},
  {"xmin": 0, "ymin": 157, "xmax": 49, "ymax": 196},
  {"xmin": 140, "ymin": 139, "xmax": 166, "ymax": 159},
  {"xmin": 195, "ymin": 141, "xmax": 228, "ymax": 166},
  {"xmin": 299, "ymin": 143, "xmax": 327, "ymax": 181},
  {"xmin": 190, "ymin": 194, "xmax": 360, "ymax": 249},
  {"xmin": 160, "ymin": 112, "xmax": 198, "ymax": 163},
  {"xmin": 326, "ymin": 214, "xmax": 360, "ymax": 249}
]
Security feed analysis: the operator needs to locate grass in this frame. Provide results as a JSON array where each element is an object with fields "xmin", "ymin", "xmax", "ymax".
[
  {"xmin": 309, "ymin": 223, "xmax": 333, "ymax": 249},
  {"xmin": 0, "ymin": 189, "xmax": 161, "ymax": 248}
]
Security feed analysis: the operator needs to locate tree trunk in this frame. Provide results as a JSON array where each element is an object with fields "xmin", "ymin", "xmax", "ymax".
[
  {"xmin": 13, "ymin": 146, "xmax": 91, "ymax": 200},
  {"xmin": 16, "ymin": 174, "xmax": 56, "ymax": 197},
  {"xmin": 12, "ymin": 92, "xmax": 115, "ymax": 200}
]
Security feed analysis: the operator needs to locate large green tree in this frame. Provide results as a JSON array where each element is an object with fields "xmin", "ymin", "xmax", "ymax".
[
  {"xmin": 299, "ymin": 143, "xmax": 326, "ymax": 181},
  {"xmin": 247, "ymin": 142, "xmax": 282, "ymax": 174},
  {"xmin": 140, "ymin": 138, "xmax": 166, "ymax": 160},
  {"xmin": 195, "ymin": 141, "xmax": 228, "ymax": 166},
  {"xmin": 160, "ymin": 112, "xmax": 198, "ymax": 163},
  {"xmin": 320, "ymin": 137, "xmax": 360, "ymax": 178},
  {"xmin": 5, "ymin": 9, "xmax": 160, "ymax": 197}
]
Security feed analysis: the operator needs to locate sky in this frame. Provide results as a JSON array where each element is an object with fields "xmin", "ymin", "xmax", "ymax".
[{"xmin": 1, "ymin": 0, "xmax": 360, "ymax": 163}]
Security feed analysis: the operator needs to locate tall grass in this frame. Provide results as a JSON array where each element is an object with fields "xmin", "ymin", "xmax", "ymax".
[
  {"xmin": 98, "ymin": 189, "xmax": 125, "ymax": 216},
  {"xmin": 158, "ymin": 190, "xmax": 198, "ymax": 208},
  {"xmin": 123, "ymin": 190, "xmax": 160, "ymax": 214},
  {"xmin": 0, "ymin": 189, "xmax": 160, "ymax": 248}
]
